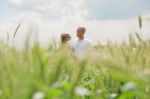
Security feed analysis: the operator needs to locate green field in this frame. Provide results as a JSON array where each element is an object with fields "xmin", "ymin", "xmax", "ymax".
[
  {"xmin": 0, "ymin": 17, "xmax": 150, "ymax": 99},
  {"xmin": 0, "ymin": 32, "xmax": 150, "ymax": 99}
]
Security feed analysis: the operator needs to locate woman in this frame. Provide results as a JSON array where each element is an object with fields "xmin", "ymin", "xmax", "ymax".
[{"xmin": 60, "ymin": 33, "xmax": 71, "ymax": 45}]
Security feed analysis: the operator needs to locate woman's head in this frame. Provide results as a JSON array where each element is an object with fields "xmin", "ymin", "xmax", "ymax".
[{"xmin": 61, "ymin": 33, "xmax": 71, "ymax": 44}]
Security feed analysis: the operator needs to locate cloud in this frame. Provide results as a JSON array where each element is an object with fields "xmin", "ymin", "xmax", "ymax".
[
  {"xmin": 8, "ymin": 0, "xmax": 37, "ymax": 7},
  {"xmin": 1, "ymin": 0, "xmax": 150, "ymax": 48},
  {"xmin": 1, "ymin": 12, "xmax": 150, "ymax": 48},
  {"xmin": 8, "ymin": 0, "xmax": 22, "ymax": 6},
  {"xmin": 85, "ymin": 0, "xmax": 150, "ymax": 20},
  {"xmin": 7, "ymin": 0, "xmax": 89, "ymax": 21},
  {"xmin": 6, "ymin": 0, "xmax": 150, "ymax": 20}
]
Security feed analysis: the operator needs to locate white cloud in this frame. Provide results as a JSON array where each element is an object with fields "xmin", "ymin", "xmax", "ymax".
[
  {"xmin": 1, "ymin": 13, "xmax": 150, "ymax": 48},
  {"xmin": 7, "ymin": 0, "xmax": 89, "ymax": 20},
  {"xmin": 1, "ymin": 0, "xmax": 150, "ymax": 48},
  {"xmin": 9, "ymin": 0, "xmax": 22, "ymax": 6},
  {"xmin": 8, "ymin": 0, "xmax": 37, "ymax": 7}
]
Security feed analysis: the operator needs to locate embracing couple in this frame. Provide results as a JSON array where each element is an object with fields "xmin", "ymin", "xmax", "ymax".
[{"xmin": 61, "ymin": 27, "xmax": 93, "ymax": 59}]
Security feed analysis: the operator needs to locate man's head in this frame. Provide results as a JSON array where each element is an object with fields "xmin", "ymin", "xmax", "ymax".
[{"xmin": 76, "ymin": 27, "xmax": 86, "ymax": 40}]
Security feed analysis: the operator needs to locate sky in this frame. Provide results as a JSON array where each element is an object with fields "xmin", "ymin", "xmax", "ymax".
[{"xmin": 0, "ymin": 0, "xmax": 150, "ymax": 47}]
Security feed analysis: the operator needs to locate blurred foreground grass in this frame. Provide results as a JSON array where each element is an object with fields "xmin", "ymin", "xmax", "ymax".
[{"xmin": 0, "ymin": 32, "xmax": 150, "ymax": 99}]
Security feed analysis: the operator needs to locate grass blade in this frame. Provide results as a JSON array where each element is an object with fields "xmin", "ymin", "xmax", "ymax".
[
  {"xmin": 135, "ymin": 32, "xmax": 142, "ymax": 42},
  {"xmin": 138, "ymin": 15, "xmax": 142, "ymax": 29},
  {"xmin": 14, "ymin": 23, "xmax": 21, "ymax": 39},
  {"xmin": 7, "ymin": 32, "xmax": 9, "ymax": 42}
]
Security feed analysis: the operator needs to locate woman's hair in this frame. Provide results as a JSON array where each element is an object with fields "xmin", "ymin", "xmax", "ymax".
[{"xmin": 61, "ymin": 33, "xmax": 71, "ymax": 44}]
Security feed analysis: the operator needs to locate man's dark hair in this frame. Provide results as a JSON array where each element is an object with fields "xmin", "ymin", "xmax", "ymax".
[{"xmin": 77, "ymin": 27, "xmax": 86, "ymax": 33}]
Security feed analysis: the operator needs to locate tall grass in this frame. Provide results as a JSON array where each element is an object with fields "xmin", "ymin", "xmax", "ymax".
[
  {"xmin": 0, "ymin": 20, "xmax": 150, "ymax": 98},
  {"xmin": 0, "ymin": 32, "xmax": 149, "ymax": 99}
]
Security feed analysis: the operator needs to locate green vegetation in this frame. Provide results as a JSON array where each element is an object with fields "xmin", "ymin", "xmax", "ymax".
[
  {"xmin": 0, "ymin": 16, "xmax": 150, "ymax": 99},
  {"xmin": 0, "ymin": 32, "xmax": 150, "ymax": 99}
]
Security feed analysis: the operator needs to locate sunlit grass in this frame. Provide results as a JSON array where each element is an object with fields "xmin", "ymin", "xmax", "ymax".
[
  {"xmin": 0, "ymin": 32, "xmax": 150, "ymax": 99},
  {"xmin": 0, "ymin": 16, "xmax": 150, "ymax": 99}
]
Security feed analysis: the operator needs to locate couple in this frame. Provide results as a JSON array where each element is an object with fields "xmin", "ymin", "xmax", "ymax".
[{"xmin": 61, "ymin": 27, "xmax": 93, "ymax": 59}]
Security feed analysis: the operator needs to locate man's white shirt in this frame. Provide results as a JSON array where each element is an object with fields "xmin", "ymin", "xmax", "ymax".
[{"xmin": 72, "ymin": 38, "xmax": 93, "ymax": 59}]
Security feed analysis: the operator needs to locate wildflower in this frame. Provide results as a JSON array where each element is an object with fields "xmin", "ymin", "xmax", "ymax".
[
  {"xmin": 109, "ymin": 93, "xmax": 118, "ymax": 99},
  {"xmin": 74, "ymin": 86, "xmax": 90, "ymax": 96},
  {"xmin": 32, "ymin": 91, "xmax": 45, "ymax": 99},
  {"xmin": 52, "ymin": 82, "xmax": 61, "ymax": 88},
  {"xmin": 121, "ymin": 82, "xmax": 137, "ymax": 92}
]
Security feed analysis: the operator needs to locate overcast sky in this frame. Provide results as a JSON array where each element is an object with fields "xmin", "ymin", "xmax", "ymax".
[{"xmin": 0, "ymin": 0, "xmax": 150, "ymax": 47}]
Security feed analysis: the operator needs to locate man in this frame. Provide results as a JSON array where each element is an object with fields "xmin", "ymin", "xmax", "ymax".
[{"xmin": 72, "ymin": 27, "xmax": 93, "ymax": 59}]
